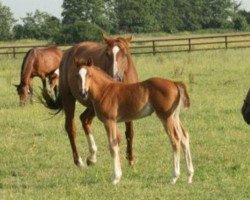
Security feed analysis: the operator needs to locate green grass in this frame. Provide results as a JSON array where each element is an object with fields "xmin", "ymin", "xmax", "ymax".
[{"xmin": 0, "ymin": 47, "xmax": 250, "ymax": 199}]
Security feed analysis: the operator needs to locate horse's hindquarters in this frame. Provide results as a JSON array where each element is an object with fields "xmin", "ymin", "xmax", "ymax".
[{"xmin": 242, "ymin": 103, "xmax": 250, "ymax": 124}]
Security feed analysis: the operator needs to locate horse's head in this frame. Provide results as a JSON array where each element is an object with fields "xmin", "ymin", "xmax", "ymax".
[
  {"xmin": 103, "ymin": 34, "xmax": 132, "ymax": 81},
  {"xmin": 14, "ymin": 83, "xmax": 31, "ymax": 106},
  {"xmin": 242, "ymin": 89, "xmax": 250, "ymax": 125},
  {"xmin": 74, "ymin": 57, "xmax": 93, "ymax": 101}
]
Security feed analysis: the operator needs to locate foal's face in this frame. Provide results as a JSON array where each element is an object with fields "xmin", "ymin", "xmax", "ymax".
[{"xmin": 77, "ymin": 67, "xmax": 90, "ymax": 100}]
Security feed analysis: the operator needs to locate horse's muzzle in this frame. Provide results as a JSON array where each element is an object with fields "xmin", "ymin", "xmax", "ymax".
[{"xmin": 80, "ymin": 90, "xmax": 88, "ymax": 101}]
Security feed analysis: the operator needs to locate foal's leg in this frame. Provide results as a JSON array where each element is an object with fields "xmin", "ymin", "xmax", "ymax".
[
  {"xmin": 162, "ymin": 117, "xmax": 181, "ymax": 184},
  {"xmin": 125, "ymin": 121, "xmax": 135, "ymax": 166},
  {"xmin": 179, "ymin": 122, "xmax": 194, "ymax": 183},
  {"xmin": 104, "ymin": 120, "xmax": 122, "ymax": 185},
  {"xmin": 63, "ymin": 95, "xmax": 84, "ymax": 167},
  {"xmin": 80, "ymin": 107, "xmax": 97, "ymax": 166}
]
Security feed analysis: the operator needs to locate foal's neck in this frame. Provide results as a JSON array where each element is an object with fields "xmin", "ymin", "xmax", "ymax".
[{"xmin": 88, "ymin": 67, "xmax": 113, "ymax": 101}]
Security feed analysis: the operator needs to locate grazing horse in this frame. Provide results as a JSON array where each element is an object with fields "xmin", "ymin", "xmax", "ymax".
[
  {"xmin": 41, "ymin": 35, "xmax": 138, "ymax": 168},
  {"xmin": 242, "ymin": 89, "xmax": 250, "ymax": 124},
  {"xmin": 72, "ymin": 58, "xmax": 194, "ymax": 184},
  {"xmin": 15, "ymin": 46, "xmax": 63, "ymax": 105}
]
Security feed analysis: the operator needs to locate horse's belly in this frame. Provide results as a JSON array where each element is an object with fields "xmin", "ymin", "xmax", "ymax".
[{"xmin": 117, "ymin": 103, "xmax": 154, "ymax": 122}]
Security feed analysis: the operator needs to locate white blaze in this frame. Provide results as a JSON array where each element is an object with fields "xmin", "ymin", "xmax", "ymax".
[
  {"xmin": 112, "ymin": 46, "xmax": 120, "ymax": 77},
  {"xmin": 78, "ymin": 68, "xmax": 87, "ymax": 91}
]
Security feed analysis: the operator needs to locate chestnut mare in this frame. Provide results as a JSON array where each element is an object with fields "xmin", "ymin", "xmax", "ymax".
[
  {"xmin": 15, "ymin": 46, "xmax": 63, "ymax": 105},
  {"xmin": 73, "ymin": 58, "xmax": 194, "ymax": 184},
  {"xmin": 41, "ymin": 35, "xmax": 138, "ymax": 168},
  {"xmin": 242, "ymin": 89, "xmax": 250, "ymax": 124}
]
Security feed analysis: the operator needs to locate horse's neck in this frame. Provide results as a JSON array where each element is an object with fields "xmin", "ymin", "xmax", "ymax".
[{"xmin": 20, "ymin": 50, "xmax": 34, "ymax": 86}]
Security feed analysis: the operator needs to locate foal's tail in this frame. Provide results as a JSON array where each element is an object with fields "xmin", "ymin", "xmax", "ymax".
[{"xmin": 175, "ymin": 81, "xmax": 190, "ymax": 109}]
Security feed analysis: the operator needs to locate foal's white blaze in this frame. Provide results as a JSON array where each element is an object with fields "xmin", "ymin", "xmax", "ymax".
[
  {"xmin": 112, "ymin": 46, "xmax": 120, "ymax": 77},
  {"xmin": 78, "ymin": 68, "xmax": 87, "ymax": 91}
]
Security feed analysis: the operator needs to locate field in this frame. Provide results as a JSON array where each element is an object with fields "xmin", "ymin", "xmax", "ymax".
[{"xmin": 0, "ymin": 46, "xmax": 250, "ymax": 199}]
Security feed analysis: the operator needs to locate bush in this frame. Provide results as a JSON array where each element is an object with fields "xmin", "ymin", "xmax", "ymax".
[
  {"xmin": 233, "ymin": 15, "xmax": 248, "ymax": 31},
  {"xmin": 53, "ymin": 21, "xmax": 103, "ymax": 44}
]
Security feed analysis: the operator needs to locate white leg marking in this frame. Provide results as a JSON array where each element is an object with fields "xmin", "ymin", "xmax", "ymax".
[
  {"xmin": 112, "ymin": 46, "xmax": 120, "ymax": 77},
  {"xmin": 171, "ymin": 150, "xmax": 180, "ymax": 184},
  {"xmin": 112, "ymin": 145, "xmax": 122, "ymax": 185},
  {"xmin": 54, "ymin": 68, "xmax": 59, "ymax": 76},
  {"xmin": 77, "ymin": 157, "xmax": 85, "ymax": 168},
  {"xmin": 86, "ymin": 134, "xmax": 97, "ymax": 164},
  {"xmin": 181, "ymin": 134, "xmax": 194, "ymax": 184}
]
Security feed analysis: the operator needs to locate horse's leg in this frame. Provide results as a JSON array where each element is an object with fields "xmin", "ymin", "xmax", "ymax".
[
  {"xmin": 125, "ymin": 121, "xmax": 135, "ymax": 166},
  {"xmin": 79, "ymin": 107, "xmax": 97, "ymax": 166},
  {"xmin": 53, "ymin": 84, "xmax": 59, "ymax": 97},
  {"xmin": 63, "ymin": 95, "xmax": 84, "ymax": 167},
  {"xmin": 179, "ymin": 122, "xmax": 194, "ymax": 183},
  {"xmin": 41, "ymin": 76, "xmax": 46, "ymax": 89},
  {"xmin": 28, "ymin": 79, "xmax": 33, "ymax": 103},
  {"xmin": 162, "ymin": 116, "xmax": 181, "ymax": 184},
  {"xmin": 104, "ymin": 120, "xmax": 122, "ymax": 185}
]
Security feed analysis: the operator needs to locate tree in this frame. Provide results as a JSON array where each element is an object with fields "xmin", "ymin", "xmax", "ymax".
[
  {"xmin": 0, "ymin": 2, "xmax": 16, "ymax": 40},
  {"xmin": 53, "ymin": 20, "xmax": 103, "ymax": 44},
  {"xmin": 13, "ymin": 10, "xmax": 61, "ymax": 40},
  {"xmin": 115, "ymin": 0, "xmax": 161, "ymax": 33},
  {"xmin": 62, "ymin": 0, "xmax": 113, "ymax": 32}
]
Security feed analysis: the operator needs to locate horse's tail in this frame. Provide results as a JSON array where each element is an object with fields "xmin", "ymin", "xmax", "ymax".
[
  {"xmin": 175, "ymin": 81, "xmax": 190, "ymax": 109},
  {"xmin": 242, "ymin": 89, "xmax": 250, "ymax": 125}
]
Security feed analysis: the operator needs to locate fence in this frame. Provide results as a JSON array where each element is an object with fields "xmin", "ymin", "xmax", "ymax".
[{"xmin": 1, "ymin": 33, "xmax": 250, "ymax": 58}]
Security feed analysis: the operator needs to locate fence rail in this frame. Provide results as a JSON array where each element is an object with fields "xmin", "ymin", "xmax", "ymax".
[{"xmin": 1, "ymin": 33, "xmax": 250, "ymax": 58}]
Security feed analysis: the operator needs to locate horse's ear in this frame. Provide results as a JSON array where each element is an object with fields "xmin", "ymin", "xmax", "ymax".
[
  {"xmin": 74, "ymin": 57, "xmax": 85, "ymax": 68},
  {"xmin": 102, "ymin": 33, "xmax": 112, "ymax": 44},
  {"xmin": 126, "ymin": 35, "xmax": 133, "ymax": 43},
  {"xmin": 74, "ymin": 57, "xmax": 79, "ymax": 67},
  {"xmin": 86, "ymin": 57, "xmax": 93, "ymax": 67},
  {"xmin": 13, "ymin": 84, "xmax": 19, "ymax": 88}
]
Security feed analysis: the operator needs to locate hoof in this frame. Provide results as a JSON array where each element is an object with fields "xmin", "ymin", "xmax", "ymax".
[
  {"xmin": 86, "ymin": 158, "xmax": 96, "ymax": 166},
  {"xmin": 76, "ymin": 158, "xmax": 85, "ymax": 168},
  {"xmin": 188, "ymin": 174, "xmax": 193, "ymax": 184},
  {"xmin": 112, "ymin": 177, "xmax": 121, "ymax": 185},
  {"xmin": 170, "ymin": 176, "xmax": 179, "ymax": 185},
  {"xmin": 129, "ymin": 159, "xmax": 135, "ymax": 167}
]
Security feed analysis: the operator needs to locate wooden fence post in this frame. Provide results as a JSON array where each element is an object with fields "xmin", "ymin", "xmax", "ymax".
[
  {"xmin": 152, "ymin": 40, "xmax": 156, "ymax": 55},
  {"xmin": 225, "ymin": 36, "xmax": 228, "ymax": 49},
  {"xmin": 188, "ymin": 38, "xmax": 192, "ymax": 51}
]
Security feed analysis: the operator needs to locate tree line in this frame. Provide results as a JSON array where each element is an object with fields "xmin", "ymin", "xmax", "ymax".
[{"xmin": 0, "ymin": 0, "xmax": 250, "ymax": 44}]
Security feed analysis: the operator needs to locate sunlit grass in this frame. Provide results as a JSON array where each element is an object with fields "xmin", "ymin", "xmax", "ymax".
[{"xmin": 0, "ymin": 47, "xmax": 250, "ymax": 199}]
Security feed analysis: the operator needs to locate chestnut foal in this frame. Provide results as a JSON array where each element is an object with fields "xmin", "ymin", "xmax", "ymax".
[{"xmin": 75, "ymin": 58, "xmax": 194, "ymax": 185}]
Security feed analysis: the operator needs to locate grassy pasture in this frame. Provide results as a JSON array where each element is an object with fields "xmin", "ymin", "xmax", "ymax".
[{"xmin": 0, "ymin": 47, "xmax": 250, "ymax": 199}]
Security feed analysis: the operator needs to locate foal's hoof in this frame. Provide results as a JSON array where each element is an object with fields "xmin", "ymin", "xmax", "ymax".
[
  {"xmin": 112, "ymin": 177, "xmax": 121, "ymax": 185},
  {"xmin": 129, "ymin": 159, "xmax": 135, "ymax": 167},
  {"xmin": 86, "ymin": 158, "xmax": 96, "ymax": 166}
]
